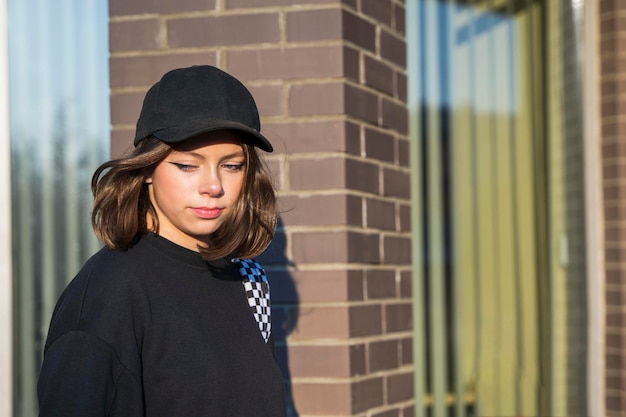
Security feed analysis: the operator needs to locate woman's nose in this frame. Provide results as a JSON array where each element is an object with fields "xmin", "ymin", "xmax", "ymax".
[{"xmin": 199, "ymin": 172, "xmax": 224, "ymax": 197}]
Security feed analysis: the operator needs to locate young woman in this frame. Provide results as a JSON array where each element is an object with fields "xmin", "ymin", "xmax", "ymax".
[{"xmin": 37, "ymin": 65, "xmax": 287, "ymax": 416}]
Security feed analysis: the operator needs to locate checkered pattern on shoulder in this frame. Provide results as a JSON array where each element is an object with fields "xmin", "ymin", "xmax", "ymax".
[{"xmin": 232, "ymin": 258, "xmax": 271, "ymax": 343}]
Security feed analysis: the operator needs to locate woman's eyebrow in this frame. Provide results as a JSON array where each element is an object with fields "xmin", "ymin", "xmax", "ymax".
[
  {"xmin": 220, "ymin": 151, "xmax": 245, "ymax": 160},
  {"xmin": 173, "ymin": 150, "xmax": 245, "ymax": 160}
]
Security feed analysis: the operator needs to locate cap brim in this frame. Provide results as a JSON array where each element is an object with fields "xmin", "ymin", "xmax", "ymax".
[{"xmin": 141, "ymin": 118, "xmax": 273, "ymax": 152}]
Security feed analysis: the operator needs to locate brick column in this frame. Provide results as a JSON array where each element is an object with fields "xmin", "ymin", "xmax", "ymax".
[
  {"xmin": 600, "ymin": 1, "xmax": 626, "ymax": 416},
  {"xmin": 109, "ymin": 1, "xmax": 412, "ymax": 416}
]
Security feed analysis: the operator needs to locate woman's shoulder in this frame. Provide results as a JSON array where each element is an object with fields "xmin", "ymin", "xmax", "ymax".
[
  {"xmin": 44, "ymin": 243, "xmax": 157, "ymax": 353},
  {"xmin": 70, "ymin": 244, "xmax": 146, "ymax": 290},
  {"xmin": 56, "ymin": 233, "xmax": 208, "ymax": 317},
  {"xmin": 74, "ymin": 234, "xmax": 178, "ymax": 284}
]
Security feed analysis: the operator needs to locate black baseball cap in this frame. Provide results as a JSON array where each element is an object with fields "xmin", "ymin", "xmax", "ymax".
[{"xmin": 134, "ymin": 65, "xmax": 273, "ymax": 152}]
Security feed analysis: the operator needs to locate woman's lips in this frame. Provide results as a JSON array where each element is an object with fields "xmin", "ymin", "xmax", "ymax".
[{"xmin": 192, "ymin": 207, "xmax": 223, "ymax": 219}]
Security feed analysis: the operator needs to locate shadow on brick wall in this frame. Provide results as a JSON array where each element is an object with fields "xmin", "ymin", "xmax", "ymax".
[{"xmin": 258, "ymin": 216, "xmax": 300, "ymax": 417}]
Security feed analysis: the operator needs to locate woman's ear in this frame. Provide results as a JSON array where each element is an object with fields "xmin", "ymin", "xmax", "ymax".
[{"xmin": 144, "ymin": 176, "xmax": 153, "ymax": 185}]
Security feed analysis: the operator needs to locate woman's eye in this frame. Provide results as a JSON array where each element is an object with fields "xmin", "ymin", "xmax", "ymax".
[
  {"xmin": 169, "ymin": 162, "xmax": 196, "ymax": 171},
  {"xmin": 222, "ymin": 163, "xmax": 244, "ymax": 172}
]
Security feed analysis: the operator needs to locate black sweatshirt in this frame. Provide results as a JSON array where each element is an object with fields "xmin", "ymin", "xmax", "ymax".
[{"xmin": 37, "ymin": 233, "xmax": 287, "ymax": 417}]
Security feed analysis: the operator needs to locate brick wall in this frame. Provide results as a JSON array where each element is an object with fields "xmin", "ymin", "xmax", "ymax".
[
  {"xmin": 109, "ymin": 1, "xmax": 413, "ymax": 416},
  {"xmin": 600, "ymin": 1, "xmax": 626, "ymax": 415}
]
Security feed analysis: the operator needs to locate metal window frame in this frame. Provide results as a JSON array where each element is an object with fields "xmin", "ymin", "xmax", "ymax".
[{"xmin": 582, "ymin": 0, "xmax": 604, "ymax": 416}]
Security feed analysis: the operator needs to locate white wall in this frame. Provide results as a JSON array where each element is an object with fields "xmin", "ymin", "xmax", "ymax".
[{"xmin": 0, "ymin": 0, "xmax": 13, "ymax": 414}]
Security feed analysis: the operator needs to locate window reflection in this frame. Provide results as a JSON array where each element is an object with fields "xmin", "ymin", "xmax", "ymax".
[{"xmin": 8, "ymin": 1, "xmax": 109, "ymax": 415}]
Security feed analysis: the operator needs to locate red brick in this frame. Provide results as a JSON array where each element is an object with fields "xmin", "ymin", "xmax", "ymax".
[
  {"xmin": 604, "ymin": 226, "xmax": 626, "ymax": 245},
  {"xmin": 345, "ymin": 83, "xmax": 380, "ymax": 125},
  {"xmin": 344, "ymin": 0, "xmax": 357, "ymax": 10},
  {"xmin": 289, "ymin": 82, "xmax": 344, "ymax": 116},
  {"xmin": 344, "ymin": 46, "xmax": 361, "ymax": 82},
  {"xmin": 399, "ymin": 270, "xmax": 412, "ymax": 298},
  {"xmin": 348, "ymin": 232, "xmax": 381, "ymax": 263},
  {"xmin": 603, "ymin": 159, "xmax": 626, "ymax": 182},
  {"xmin": 364, "ymin": 127, "xmax": 395, "ymax": 163},
  {"xmin": 369, "ymin": 339, "xmax": 399, "ymax": 372},
  {"xmin": 364, "ymin": 55, "xmax": 395, "ymax": 95},
  {"xmin": 398, "ymin": 138, "xmax": 409, "ymax": 166},
  {"xmin": 607, "ymin": 394, "xmax": 626, "ymax": 415},
  {"xmin": 110, "ymin": 19, "xmax": 161, "ymax": 51},
  {"xmin": 352, "ymin": 377, "xmax": 384, "ymax": 413},
  {"xmin": 606, "ymin": 286, "xmax": 625, "ymax": 306},
  {"xmin": 402, "ymin": 405, "xmax": 415, "ymax": 417},
  {"xmin": 227, "ymin": 0, "xmax": 336, "ymax": 7},
  {"xmin": 383, "ymin": 236, "xmax": 412, "ymax": 265},
  {"xmin": 264, "ymin": 159, "xmax": 283, "ymax": 189},
  {"xmin": 110, "ymin": 0, "xmax": 216, "ymax": 16},
  {"xmin": 383, "ymin": 167, "xmax": 411, "ymax": 199},
  {"xmin": 350, "ymin": 304, "xmax": 383, "ymax": 337},
  {"xmin": 110, "ymin": 54, "xmax": 218, "ymax": 88},
  {"xmin": 382, "ymin": 97, "xmax": 408, "ymax": 134},
  {"xmin": 292, "ymin": 230, "xmax": 380, "ymax": 264},
  {"xmin": 291, "ymin": 381, "xmax": 351, "ymax": 415},
  {"xmin": 343, "ymin": 10, "xmax": 376, "ymax": 52},
  {"xmin": 286, "ymin": 344, "xmax": 354, "ymax": 377},
  {"xmin": 607, "ymin": 352, "xmax": 624, "ymax": 368},
  {"xmin": 289, "ymin": 305, "xmax": 349, "ymax": 340},
  {"xmin": 399, "ymin": 203, "xmax": 411, "ymax": 232},
  {"xmin": 285, "ymin": 343, "xmax": 365, "ymax": 377},
  {"xmin": 385, "ymin": 302, "xmax": 413, "ymax": 333},
  {"xmin": 372, "ymin": 408, "xmax": 400, "ymax": 417},
  {"xmin": 606, "ymin": 247, "xmax": 626, "ymax": 268},
  {"xmin": 262, "ymin": 120, "xmax": 360, "ymax": 154},
  {"xmin": 286, "ymin": 8, "xmax": 342, "ymax": 42},
  {"xmin": 607, "ymin": 311, "xmax": 625, "ymax": 327},
  {"xmin": 380, "ymin": 29, "xmax": 406, "ymax": 66},
  {"xmin": 387, "ymin": 371, "xmax": 414, "ymax": 404},
  {"xmin": 267, "ymin": 269, "xmax": 366, "ymax": 303},
  {"xmin": 397, "ymin": 71, "xmax": 408, "ymax": 102},
  {"xmin": 400, "ymin": 337, "xmax": 413, "ymax": 365},
  {"xmin": 228, "ymin": 45, "xmax": 346, "ymax": 81},
  {"xmin": 110, "ymin": 128, "xmax": 134, "ymax": 158},
  {"xmin": 366, "ymin": 198, "xmax": 396, "ymax": 230},
  {"xmin": 394, "ymin": 3, "xmax": 406, "ymax": 36},
  {"xmin": 398, "ymin": 269, "xmax": 413, "ymax": 298},
  {"xmin": 601, "ymin": 78, "xmax": 626, "ymax": 98},
  {"xmin": 606, "ymin": 269, "xmax": 626, "ymax": 286},
  {"xmin": 289, "ymin": 157, "xmax": 345, "ymax": 190},
  {"xmin": 606, "ymin": 374, "xmax": 625, "ymax": 391},
  {"xmin": 351, "ymin": 343, "xmax": 367, "ymax": 375},
  {"xmin": 291, "ymin": 231, "xmax": 347, "ymax": 263},
  {"xmin": 168, "ymin": 14, "xmax": 280, "ymax": 48},
  {"xmin": 362, "ymin": 0, "xmax": 392, "ymax": 28},
  {"xmin": 366, "ymin": 269, "xmax": 397, "ymax": 299},
  {"xmin": 247, "ymin": 84, "xmax": 282, "ymax": 118},
  {"xmin": 349, "ymin": 269, "xmax": 366, "ymax": 301},
  {"xmin": 604, "ymin": 333, "xmax": 624, "ymax": 350},
  {"xmin": 110, "ymin": 92, "xmax": 145, "ymax": 125},
  {"xmin": 602, "ymin": 130, "xmax": 626, "ymax": 153},
  {"xmin": 279, "ymin": 194, "xmax": 362, "ymax": 227},
  {"xmin": 345, "ymin": 158, "xmax": 381, "ymax": 194}
]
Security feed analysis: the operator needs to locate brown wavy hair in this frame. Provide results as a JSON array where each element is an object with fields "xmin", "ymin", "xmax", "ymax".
[{"xmin": 91, "ymin": 135, "xmax": 277, "ymax": 260}]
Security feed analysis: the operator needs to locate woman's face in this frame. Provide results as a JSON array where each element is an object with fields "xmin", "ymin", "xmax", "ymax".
[{"xmin": 146, "ymin": 130, "xmax": 245, "ymax": 252}]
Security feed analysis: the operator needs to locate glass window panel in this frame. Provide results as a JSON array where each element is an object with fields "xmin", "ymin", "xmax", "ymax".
[
  {"xmin": 408, "ymin": 1, "xmax": 588, "ymax": 416},
  {"xmin": 8, "ymin": 1, "xmax": 109, "ymax": 415}
]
